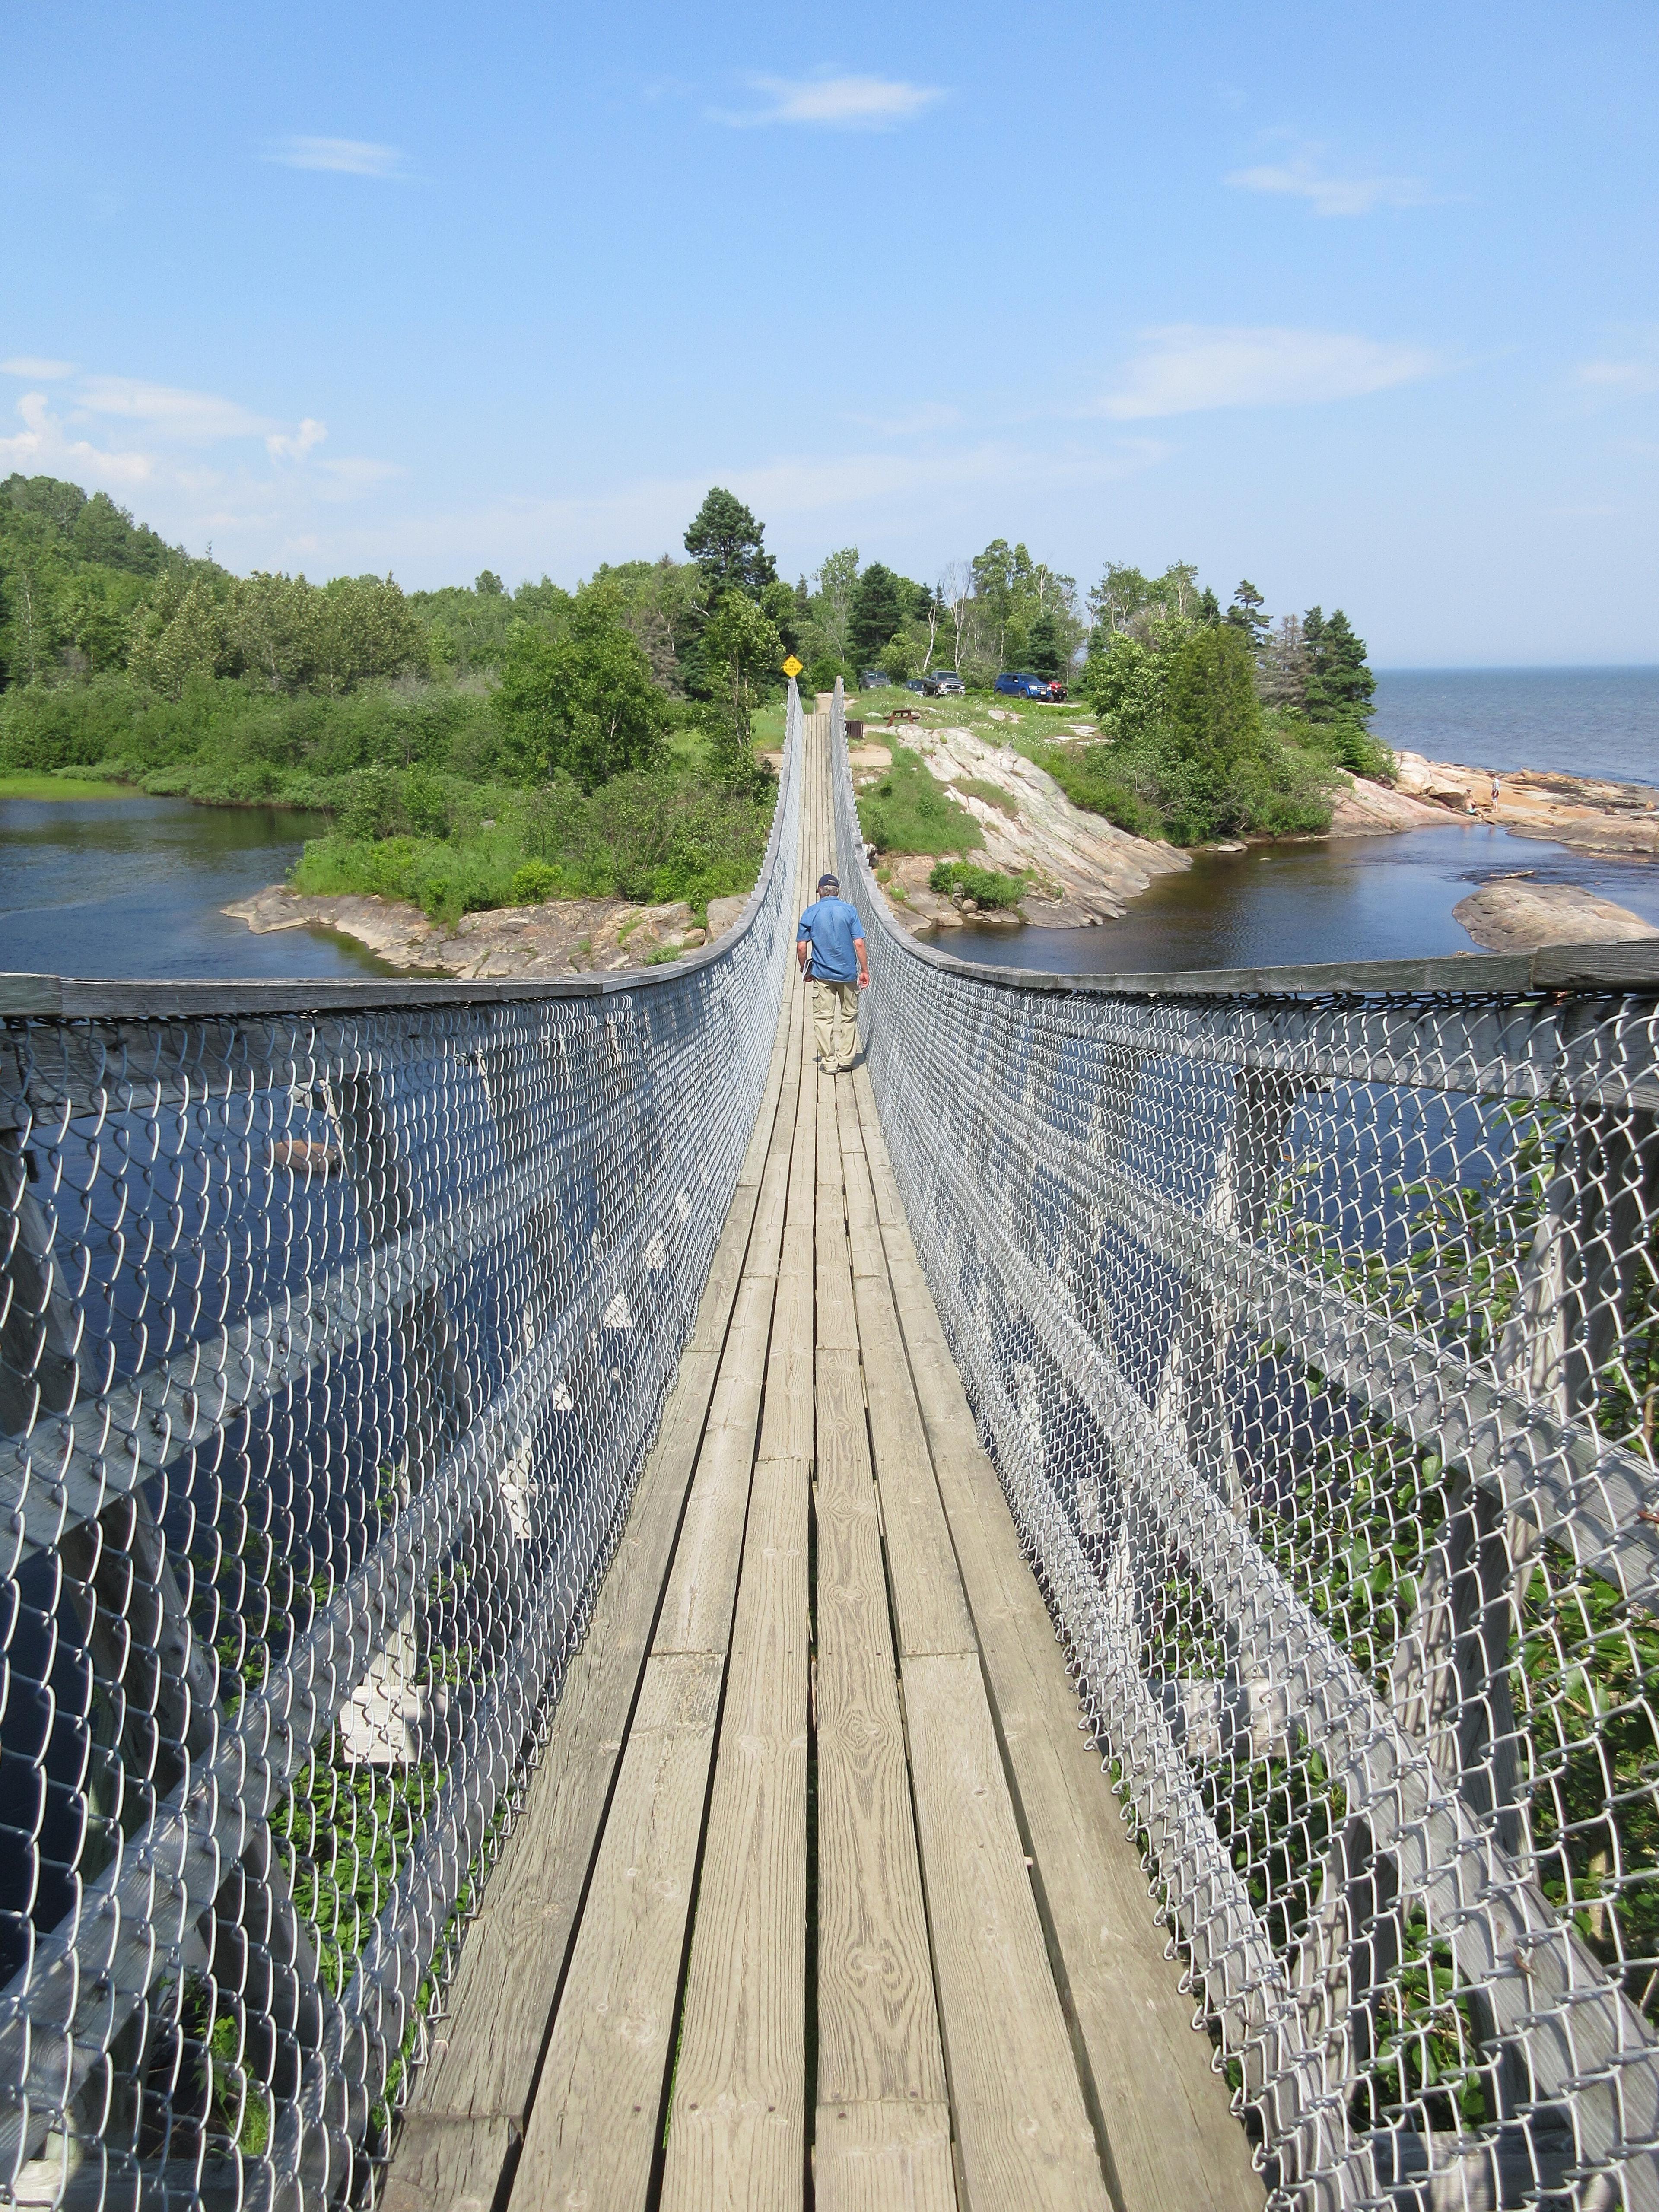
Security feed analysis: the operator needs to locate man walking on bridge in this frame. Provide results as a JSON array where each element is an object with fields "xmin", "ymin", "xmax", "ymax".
[{"xmin": 797, "ymin": 870, "xmax": 869, "ymax": 1073}]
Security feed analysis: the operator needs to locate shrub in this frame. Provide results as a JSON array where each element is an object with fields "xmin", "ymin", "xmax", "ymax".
[
  {"xmin": 509, "ymin": 861, "xmax": 558, "ymax": 903},
  {"xmin": 927, "ymin": 860, "xmax": 1027, "ymax": 909}
]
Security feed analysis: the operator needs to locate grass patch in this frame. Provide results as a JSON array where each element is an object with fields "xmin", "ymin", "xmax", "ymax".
[
  {"xmin": 856, "ymin": 744, "xmax": 982, "ymax": 857},
  {"xmin": 0, "ymin": 768, "xmax": 134, "ymax": 799},
  {"xmin": 950, "ymin": 775, "xmax": 1020, "ymax": 817}
]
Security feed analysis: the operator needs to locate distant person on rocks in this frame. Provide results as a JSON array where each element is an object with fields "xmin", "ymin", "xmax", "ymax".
[{"xmin": 797, "ymin": 871, "xmax": 869, "ymax": 1074}]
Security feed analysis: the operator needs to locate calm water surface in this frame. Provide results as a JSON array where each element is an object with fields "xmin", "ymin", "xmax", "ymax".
[
  {"xmin": 1371, "ymin": 666, "xmax": 1659, "ymax": 784},
  {"xmin": 0, "ymin": 794, "xmax": 397, "ymax": 979},
  {"xmin": 953, "ymin": 823, "xmax": 1659, "ymax": 979}
]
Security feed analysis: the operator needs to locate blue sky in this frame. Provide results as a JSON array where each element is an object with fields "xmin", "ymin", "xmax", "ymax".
[{"xmin": 3, "ymin": 0, "xmax": 1655, "ymax": 663}]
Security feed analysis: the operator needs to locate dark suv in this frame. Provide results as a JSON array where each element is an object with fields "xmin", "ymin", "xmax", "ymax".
[{"xmin": 920, "ymin": 670, "xmax": 966, "ymax": 696}]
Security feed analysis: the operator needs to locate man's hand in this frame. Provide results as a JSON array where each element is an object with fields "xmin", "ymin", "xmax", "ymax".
[
  {"xmin": 855, "ymin": 937, "xmax": 870, "ymax": 989},
  {"xmin": 858, "ymin": 968, "xmax": 870, "ymax": 990}
]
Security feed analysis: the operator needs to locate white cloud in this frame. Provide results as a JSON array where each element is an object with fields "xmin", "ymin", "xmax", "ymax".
[
  {"xmin": 264, "ymin": 136, "xmax": 405, "ymax": 177},
  {"xmin": 1226, "ymin": 146, "xmax": 1433, "ymax": 217},
  {"xmin": 0, "ymin": 391, "xmax": 153, "ymax": 487},
  {"xmin": 75, "ymin": 375, "xmax": 278, "ymax": 442},
  {"xmin": 712, "ymin": 73, "xmax": 943, "ymax": 130},
  {"xmin": 1098, "ymin": 325, "xmax": 1440, "ymax": 419},
  {"xmin": 2, "ymin": 355, "xmax": 77, "ymax": 380},
  {"xmin": 1583, "ymin": 354, "xmax": 1659, "ymax": 398},
  {"xmin": 846, "ymin": 401, "xmax": 966, "ymax": 436},
  {"xmin": 267, "ymin": 417, "xmax": 328, "ymax": 461}
]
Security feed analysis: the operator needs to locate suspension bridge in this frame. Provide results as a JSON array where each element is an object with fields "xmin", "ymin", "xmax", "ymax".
[{"xmin": 5, "ymin": 686, "xmax": 1659, "ymax": 2209}]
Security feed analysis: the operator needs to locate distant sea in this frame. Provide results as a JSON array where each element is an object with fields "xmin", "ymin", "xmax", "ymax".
[{"xmin": 1371, "ymin": 666, "xmax": 1659, "ymax": 786}]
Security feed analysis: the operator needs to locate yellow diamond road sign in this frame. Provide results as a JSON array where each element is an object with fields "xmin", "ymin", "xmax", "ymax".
[{"xmin": 782, "ymin": 654, "xmax": 803, "ymax": 679}]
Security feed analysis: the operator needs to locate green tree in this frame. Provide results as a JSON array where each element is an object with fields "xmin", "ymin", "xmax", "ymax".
[
  {"xmin": 849, "ymin": 564, "xmax": 910, "ymax": 661},
  {"xmin": 493, "ymin": 588, "xmax": 667, "ymax": 789},
  {"xmin": 1303, "ymin": 606, "xmax": 1376, "ymax": 722},
  {"xmin": 312, "ymin": 575, "xmax": 426, "ymax": 693},
  {"xmin": 1155, "ymin": 623, "xmax": 1265, "ymax": 842},
  {"xmin": 683, "ymin": 488, "xmax": 777, "ymax": 600},
  {"xmin": 1084, "ymin": 632, "xmax": 1168, "ymax": 745},
  {"xmin": 1027, "ymin": 611, "xmax": 1063, "ymax": 678},
  {"xmin": 127, "ymin": 578, "xmax": 233, "ymax": 697},
  {"xmin": 807, "ymin": 547, "xmax": 859, "ymax": 665},
  {"xmin": 1225, "ymin": 580, "xmax": 1269, "ymax": 652},
  {"xmin": 700, "ymin": 590, "xmax": 781, "ymax": 789}
]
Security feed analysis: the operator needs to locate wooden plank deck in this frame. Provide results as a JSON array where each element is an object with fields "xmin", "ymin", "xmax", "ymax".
[{"xmin": 384, "ymin": 714, "xmax": 1262, "ymax": 2212}]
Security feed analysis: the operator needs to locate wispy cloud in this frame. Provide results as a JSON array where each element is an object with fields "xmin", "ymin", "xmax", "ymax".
[
  {"xmin": 1578, "ymin": 334, "xmax": 1659, "ymax": 399},
  {"xmin": 264, "ymin": 136, "xmax": 405, "ymax": 177},
  {"xmin": 1098, "ymin": 325, "xmax": 1440, "ymax": 419},
  {"xmin": 267, "ymin": 417, "xmax": 328, "ymax": 462},
  {"xmin": 1, "ymin": 354, "xmax": 77, "ymax": 380},
  {"xmin": 73, "ymin": 375, "xmax": 280, "ymax": 442},
  {"xmin": 711, "ymin": 73, "xmax": 943, "ymax": 130},
  {"xmin": 846, "ymin": 401, "xmax": 966, "ymax": 437},
  {"xmin": 1226, "ymin": 143, "xmax": 1433, "ymax": 217}
]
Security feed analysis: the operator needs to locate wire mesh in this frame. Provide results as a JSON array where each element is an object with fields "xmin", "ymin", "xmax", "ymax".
[
  {"xmin": 0, "ymin": 690, "xmax": 801, "ymax": 2211},
  {"xmin": 834, "ymin": 690, "xmax": 1659, "ymax": 2210}
]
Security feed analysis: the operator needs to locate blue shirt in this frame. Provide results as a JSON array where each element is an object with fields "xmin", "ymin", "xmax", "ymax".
[{"xmin": 797, "ymin": 896, "xmax": 864, "ymax": 983}]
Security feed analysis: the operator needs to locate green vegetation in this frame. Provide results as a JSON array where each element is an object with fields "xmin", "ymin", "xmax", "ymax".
[
  {"xmin": 0, "ymin": 766, "xmax": 131, "ymax": 798},
  {"xmin": 0, "ymin": 470, "xmax": 1390, "ymax": 901},
  {"xmin": 0, "ymin": 472, "xmax": 785, "ymax": 915},
  {"xmin": 856, "ymin": 744, "xmax": 982, "ymax": 857},
  {"xmin": 927, "ymin": 859, "xmax": 1027, "ymax": 909}
]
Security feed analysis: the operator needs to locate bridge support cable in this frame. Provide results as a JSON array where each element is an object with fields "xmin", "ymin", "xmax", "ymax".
[
  {"xmin": 0, "ymin": 690, "xmax": 802, "ymax": 2209},
  {"xmin": 833, "ymin": 681, "xmax": 1659, "ymax": 2207}
]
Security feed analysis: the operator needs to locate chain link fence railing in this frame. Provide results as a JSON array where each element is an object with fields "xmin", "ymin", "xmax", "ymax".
[
  {"xmin": 0, "ymin": 689, "xmax": 801, "ymax": 2212},
  {"xmin": 834, "ymin": 688, "xmax": 1659, "ymax": 2210}
]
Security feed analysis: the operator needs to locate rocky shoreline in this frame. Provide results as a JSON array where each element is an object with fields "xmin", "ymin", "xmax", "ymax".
[
  {"xmin": 223, "ymin": 884, "xmax": 750, "ymax": 980},
  {"xmin": 224, "ymin": 737, "xmax": 1659, "ymax": 975}
]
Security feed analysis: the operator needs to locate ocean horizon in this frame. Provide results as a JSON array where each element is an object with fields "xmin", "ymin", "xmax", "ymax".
[{"xmin": 1370, "ymin": 664, "xmax": 1659, "ymax": 785}]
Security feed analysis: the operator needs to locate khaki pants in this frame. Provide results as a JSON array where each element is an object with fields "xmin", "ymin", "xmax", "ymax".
[{"xmin": 811, "ymin": 979, "xmax": 859, "ymax": 1070}]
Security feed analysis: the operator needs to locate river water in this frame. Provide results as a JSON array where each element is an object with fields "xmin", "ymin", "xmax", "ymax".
[
  {"xmin": 0, "ymin": 793, "xmax": 396, "ymax": 980},
  {"xmin": 4, "ymin": 668, "xmax": 1659, "ymax": 982}
]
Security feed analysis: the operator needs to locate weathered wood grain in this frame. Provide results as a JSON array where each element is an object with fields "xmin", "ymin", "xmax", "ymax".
[
  {"xmin": 509, "ymin": 1651, "xmax": 725, "ymax": 2212},
  {"xmin": 660, "ymin": 1453, "xmax": 810, "ymax": 2212},
  {"xmin": 380, "ymin": 2113, "xmax": 516, "ymax": 2212},
  {"xmin": 813, "ymin": 2101, "xmax": 958, "ymax": 2212},
  {"xmin": 902, "ymin": 1651, "xmax": 1112, "ymax": 2212},
  {"xmin": 860, "ymin": 1066, "xmax": 1262, "ymax": 2209},
  {"xmin": 850, "ymin": 1272, "xmax": 974, "ymax": 1661},
  {"xmin": 815, "ymin": 1342, "xmax": 946, "ymax": 2110}
]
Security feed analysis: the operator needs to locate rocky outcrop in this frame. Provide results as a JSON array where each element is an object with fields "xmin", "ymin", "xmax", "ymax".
[
  {"xmin": 224, "ymin": 885, "xmax": 709, "ymax": 978},
  {"xmin": 1327, "ymin": 776, "xmax": 1449, "ymax": 834},
  {"xmin": 874, "ymin": 723, "xmax": 1189, "ymax": 930},
  {"xmin": 1394, "ymin": 753, "xmax": 1659, "ymax": 856},
  {"xmin": 1452, "ymin": 877, "xmax": 1659, "ymax": 954}
]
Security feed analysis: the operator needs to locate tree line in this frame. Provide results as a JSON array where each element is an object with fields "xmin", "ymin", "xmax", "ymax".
[{"xmin": 0, "ymin": 469, "xmax": 1387, "ymax": 879}]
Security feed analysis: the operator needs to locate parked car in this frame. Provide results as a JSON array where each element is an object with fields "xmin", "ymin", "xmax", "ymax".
[
  {"xmin": 905, "ymin": 677, "xmax": 931, "ymax": 694},
  {"xmin": 918, "ymin": 670, "xmax": 966, "ymax": 696},
  {"xmin": 858, "ymin": 668, "xmax": 890, "ymax": 690},
  {"xmin": 993, "ymin": 671, "xmax": 1068, "ymax": 701}
]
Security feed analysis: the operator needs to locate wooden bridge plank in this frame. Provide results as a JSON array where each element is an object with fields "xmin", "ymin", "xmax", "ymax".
[
  {"xmin": 662, "ymin": 1004, "xmax": 815, "ymax": 2209},
  {"xmin": 903, "ymin": 1650, "xmax": 1112, "ymax": 2212},
  {"xmin": 508, "ymin": 1651, "xmax": 725, "ymax": 2212},
  {"xmin": 381, "ymin": 2113, "xmax": 514, "ymax": 2212},
  {"xmin": 660, "ymin": 1456, "xmax": 810, "ymax": 2212},
  {"xmin": 815, "ymin": 1340, "xmax": 947, "ymax": 2111},
  {"xmin": 814, "ymin": 2101, "xmax": 957, "ymax": 2212},
  {"xmin": 850, "ymin": 1262, "xmax": 975, "ymax": 1660},
  {"xmin": 855, "ymin": 1077, "xmax": 1263, "ymax": 2211},
  {"xmin": 386, "ymin": 1159, "xmax": 771, "ymax": 2212}
]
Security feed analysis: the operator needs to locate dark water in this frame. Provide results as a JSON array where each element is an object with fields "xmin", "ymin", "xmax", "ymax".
[
  {"xmin": 0, "ymin": 793, "xmax": 397, "ymax": 979},
  {"xmin": 953, "ymin": 823, "xmax": 1659, "ymax": 979},
  {"xmin": 1371, "ymin": 666, "xmax": 1659, "ymax": 784}
]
